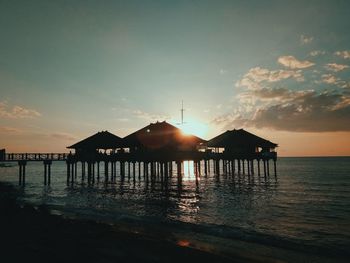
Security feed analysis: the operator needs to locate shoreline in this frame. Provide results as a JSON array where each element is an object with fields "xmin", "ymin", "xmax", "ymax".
[{"xmin": 1, "ymin": 181, "xmax": 348, "ymax": 263}]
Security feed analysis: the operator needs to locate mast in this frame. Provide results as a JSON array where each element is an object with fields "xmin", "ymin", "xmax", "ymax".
[
  {"xmin": 181, "ymin": 100, "xmax": 184, "ymax": 124},
  {"xmin": 177, "ymin": 100, "xmax": 186, "ymax": 125}
]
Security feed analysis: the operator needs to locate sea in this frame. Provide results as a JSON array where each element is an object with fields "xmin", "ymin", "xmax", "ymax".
[{"xmin": 1, "ymin": 157, "xmax": 349, "ymax": 262}]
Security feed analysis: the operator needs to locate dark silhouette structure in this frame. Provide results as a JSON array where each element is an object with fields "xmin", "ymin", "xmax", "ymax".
[
  {"xmin": 0, "ymin": 149, "xmax": 5, "ymax": 161},
  {"xmin": 123, "ymin": 121, "xmax": 205, "ymax": 152},
  {"xmin": 68, "ymin": 131, "xmax": 123, "ymax": 154},
  {"xmin": 0, "ymin": 122, "xmax": 278, "ymax": 185},
  {"xmin": 207, "ymin": 129, "xmax": 277, "ymax": 154},
  {"xmin": 207, "ymin": 129, "xmax": 277, "ymax": 177}
]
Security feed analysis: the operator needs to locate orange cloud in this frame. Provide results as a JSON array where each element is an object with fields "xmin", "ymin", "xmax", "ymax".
[
  {"xmin": 325, "ymin": 63, "xmax": 349, "ymax": 72},
  {"xmin": 278, "ymin": 55, "xmax": 315, "ymax": 69},
  {"xmin": 334, "ymin": 50, "xmax": 350, "ymax": 59},
  {"xmin": 235, "ymin": 67, "xmax": 304, "ymax": 90},
  {"xmin": 0, "ymin": 101, "xmax": 41, "ymax": 119}
]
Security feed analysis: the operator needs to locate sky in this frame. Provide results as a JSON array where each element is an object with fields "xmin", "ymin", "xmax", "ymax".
[{"xmin": 0, "ymin": 0, "xmax": 349, "ymax": 156}]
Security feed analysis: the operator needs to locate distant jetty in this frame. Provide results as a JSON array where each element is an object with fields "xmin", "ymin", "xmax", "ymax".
[{"xmin": 0, "ymin": 121, "xmax": 277, "ymax": 185}]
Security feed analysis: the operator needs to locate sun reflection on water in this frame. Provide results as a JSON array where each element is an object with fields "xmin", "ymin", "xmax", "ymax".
[{"xmin": 183, "ymin": 160, "xmax": 197, "ymax": 181}]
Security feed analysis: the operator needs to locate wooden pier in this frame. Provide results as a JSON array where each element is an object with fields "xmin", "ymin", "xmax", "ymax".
[
  {"xmin": 0, "ymin": 121, "xmax": 278, "ymax": 186},
  {"xmin": 0, "ymin": 151, "xmax": 277, "ymax": 186}
]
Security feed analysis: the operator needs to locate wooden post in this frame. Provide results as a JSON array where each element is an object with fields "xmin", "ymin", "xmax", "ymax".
[
  {"xmin": 161, "ymin": 162, "xmax": 165, "ymax": 179},
  {"xmin": 110, "ymin": 162, "xmax": 114, "ymax": 180},
  {"xmin": 257, "ymin": 160, "xmax": 261, "ymax": 176},
  {"xmin": 66, "ymin": 161, "xmax": 70, "ymax": 183},
  {"xmin": 274, "ymin": 159, "xmax": 277, "ymax": 176},
  {"xmin": 177, "ymin": 161, "xmax": 181, "ymax": 177},
  {"xmin": 165, "ymin": 162, "xmax": 169, "ymax": 179},
  {"xmin": 75, "ymin": 162, "xmax": 77, "ymax": 179},
  {"xmin": 82, "ymin": 162, "xmax": 85, "ymax": 180},
  {"xmin": 267, "ymin": 160, "xmax": 270, "ymax": 176},
  {"xmin": 105, "ymin": 161, "xmax": 109, "ymax": 181},
  {"xmin": 138, "ymin": 162, "xmax": 141, "ymax": 179},
  {"xmin": 19, "ymin": 163, "xmax": 22, "ymax": 185},
  {"xmin": 120, "ymin": 162, "xmax": 123, "ymax": 178},
  {"xmin": 88, "ymin": 162, "xmax": 92, "ymax": 182},
  {"xmin": 263, "ymin": 160, "xmax": 267, "ymax": 177},
  {"xmin": 176, "ymin": 161, "xmax": 182, "ymax": 185},
  {"xmin": 17, "ymin": 161, "xmax": 26, "ymax": 185},
  {"xmin": 128, "ymin": 162, "xmax": 131, "ymax": 179},
  {"xmin": 247, "ymin": 160, "xmax": 250, "ymax": 176},
  {"xmin": 22, "ymin": 162, "xmax": 26, "ymax": 184},
  {"xmin": 231, "ymin": 160, "xmax": 234, "ymax": 175},
  {"xmin": 143, "ymin": 162, "xmax": 146, "ymax": 178},
  {"xmin": 48, "ymin": 162, "xmax": 51, "ymax": 185},
  {"xmin": 44, "ymin": 163, "xmax": 47, "ymax": 185},
  {"xmin": 169, "ymin": 161, "xmax": 173, "ymax": 176},
  {"xmin": 242, "ymin": 160, "xmax": 245, "ymax": 175},
  {"xmin": 144, "ymin": 162, "xmax": 148, "ymax": 180},
  {"xmin": 71, "ymin": 163, "xmax": 74, "ymax": 183}
]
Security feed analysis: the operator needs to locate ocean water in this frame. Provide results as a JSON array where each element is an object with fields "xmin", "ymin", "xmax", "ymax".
[{"xmin": 1, "ymin": 157, "xmax": 350, "ymax": 261}]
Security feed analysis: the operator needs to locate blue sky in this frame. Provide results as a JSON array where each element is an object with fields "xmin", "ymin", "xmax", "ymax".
[{"xmin": 1, "ymin": 0, "xmax": 349, "ymax": 155}]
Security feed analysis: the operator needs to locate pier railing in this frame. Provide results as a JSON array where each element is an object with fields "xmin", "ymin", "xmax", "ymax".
[
  {"xmin": 1, "ymin": 151, "xmax": 277, "ymax": 163},
  {"xmin": 4, "ymin": 153, "xmax": 68, "ymax": 161}
]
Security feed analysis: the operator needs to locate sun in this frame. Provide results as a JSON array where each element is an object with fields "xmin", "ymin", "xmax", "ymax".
[{"xmin": 179, "ymin": 119, "xmax": 209, "ymax": 138}]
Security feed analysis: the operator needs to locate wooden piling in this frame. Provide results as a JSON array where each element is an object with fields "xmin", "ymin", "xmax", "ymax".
[{"xmin": 66, "ymin": 161, "xmax": 70, "ymax": 183}]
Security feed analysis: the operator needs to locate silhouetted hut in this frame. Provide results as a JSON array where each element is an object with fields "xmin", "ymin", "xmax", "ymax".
[
  {"xmin": 207, "ymin": 129, "xmax": 277, "ymax": 154},
  {"xmin": 67, "ymin": 131, "xmax": 123, "ymax": 155},
  {"xmin": 123, "ymin": 121, "xmax": 206, "ymax": 152}
]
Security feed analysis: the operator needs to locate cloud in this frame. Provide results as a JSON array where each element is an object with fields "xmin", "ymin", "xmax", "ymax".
[
  {"xmin": 278, "ymin": 55, "xmax": 315, "ymax": 69},
  {"xmin": 321, "ymin": 74, "xmax": 340, "ymax": 85},
  {"xmin": 0, "ymin": 101, "xmax": 41, "ymax": 119},
  {"xmin": 236, "ymin": 67, "xmax": 304, "ymax": 90},
  {"xmin": 219, "ymin": 50, "xmax": 350, "ymax": 133},
  {"xmin": 325, "ymin": 63, "xmax": 349, "ymax": 72},
  {"xmin": 334, "ymin": 50, "xmax": 350, "ymax": 59},
  {"xmin": 300, "ymin": 34, "xmax": 313, "ymax": 45},
  {"xmin": 309, "ymin": 50, "xmax": 326, "ymax": 57},
  {"xmin": 214, "ymin": 90, "xmax": 350, "ymax": 132},
  {"xmin": 0, "ymin": 126, "xmax": 22, "ymax": 133},
  {"xmin": 49, "ymin": 132, "xmax": 76, "ymax": 141},
  {"xmin": 219, "ymin": 69, "xmax": 227, "ymax": 75},
  {"xmin": 117, "ymin": 118, "xmax": 129, "ymax": 122},
  {"xmin": 133, "ymin": 110, "xmax": 170, "ymax": 121},
  {"xmin": 244, "ymin": 87, "xmax": 313, "ymax": 102}
]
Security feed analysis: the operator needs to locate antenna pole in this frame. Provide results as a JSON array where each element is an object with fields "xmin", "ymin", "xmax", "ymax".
[{"xmin": 181, "ymin": 100, "xmax": 183, "ymax": 124}]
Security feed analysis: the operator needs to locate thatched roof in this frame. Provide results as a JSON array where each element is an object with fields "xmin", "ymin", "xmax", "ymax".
[
  {"xmin": 67, "ymin": 131, "xmax": 123, "ymax": 150},
  {"xmin": 123, "ymin": 121, "xmax": 206, "ymax": 150},
  {"xmin": 207, "ymin": 129, "xmax": 277, "ymax": 149}
]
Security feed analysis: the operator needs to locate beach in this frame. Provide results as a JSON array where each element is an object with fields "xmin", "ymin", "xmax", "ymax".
[{"xmin": 0, "ymin": 182, "xmax": 247, "ymax": 263}]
